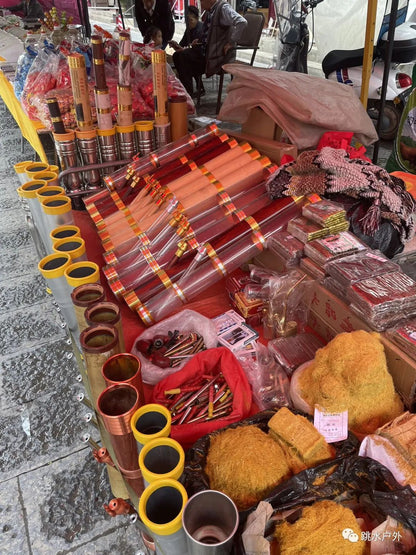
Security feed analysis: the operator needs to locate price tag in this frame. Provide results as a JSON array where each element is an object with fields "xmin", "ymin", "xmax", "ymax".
[{"xmin": 314, "ymin": 407, "xmax": 348, "ymax": 443}]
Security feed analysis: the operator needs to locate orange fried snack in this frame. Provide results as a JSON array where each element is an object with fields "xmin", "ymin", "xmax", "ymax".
[
  {"xmin": 275, "ymin": 500, "xmax": 367, "ymax": 554},
  {"xmin": 268, "ymin": 407, "xmax": 335, "ymax": 473},
  {"xmin": 205, "ymin": 425, "xmax": 291, "ymax": 510},
  {"xmin": 298, "ymin": 330, "xmax": 403, "ymax": 436}
]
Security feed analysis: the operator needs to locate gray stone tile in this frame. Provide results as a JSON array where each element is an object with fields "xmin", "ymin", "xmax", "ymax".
[
  {"xmin": 0, "ymin": 273, "xmax": 48, "ymax": 313},
  {"xmin": 0, "ymin": 477, "xmax": 30, "ymax": 554},
  {"xmin": 19, "ymin": 449, "xmax": 145, "ymax": 555},
  {"xmin": 0, "ymin": 226, "xmax": 32, "ymax": 251},
  {"xmin": 0, "ymin": 206, "xmax": 26, "ymax": 233},
  {"xmin": 0, "ymin": 382, "xmax": 99, "ymax": 481},
  {"xmin": 0, "ymin": 337, "xmax": 78, "ymax": 411},
  {"xmin": 61, "ymin": 523, "xmax": 148, "ymax": 555},
  {"xmin": 0, "ymin": 245, "xmax": 39, "ymax": 280},
  {"xmin": 0, "ymin": 302, "xmax": 67, "ymax": 357}
]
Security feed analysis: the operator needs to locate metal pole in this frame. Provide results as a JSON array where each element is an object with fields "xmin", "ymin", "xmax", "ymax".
[
  {"xmin": 372, "ymin": 0, "xmax": 399, "ymax": 164},
  {"xmin": 361, "ymin": 0, "xmax": 378, "ymax": 109},
  {"xmin": 117, "ymin": 0, "xmax": 126, "ymax": 29}
]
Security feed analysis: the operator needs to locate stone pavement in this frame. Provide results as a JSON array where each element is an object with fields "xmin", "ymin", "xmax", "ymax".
[{"xmin": 0, "ymin": 102, "xmax": 147, "ymax": 554}]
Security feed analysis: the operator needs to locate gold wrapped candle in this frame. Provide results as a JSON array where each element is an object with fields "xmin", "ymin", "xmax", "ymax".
[
  {"xmin": 151, "ymin": 50, "xmax": 169, "ymax": 125},
  {"xmin": 117, "ymin": 85, "xmax": 133, "ymax": 127},
  {"xmin": 67, "ymin": 53, "xmax": 93, "ymax": 131}
]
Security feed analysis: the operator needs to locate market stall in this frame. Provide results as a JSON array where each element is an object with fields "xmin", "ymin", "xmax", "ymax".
[{"xmin": 7, "ymin": 6, "xmax": 416, "ymax": 554}]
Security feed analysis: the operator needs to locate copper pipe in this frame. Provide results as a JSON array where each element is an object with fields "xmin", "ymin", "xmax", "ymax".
[
  {"xmin": 84, "ymin": 301, "xmax": 125, "ymax": 352},
  {"xmin": 97, "ymin": 383, "xmax": 144, "ymax": 496},
  {"xmin": 102, "ymin": 353, "xmax": 144, "ymax": 406},
  {"xmin": 71, "ymin": 283, "xmax": 106, "ymax": 334},
  {"xmin": 80, "ymin": 324, "xmax": 120, "ymax": 406}
]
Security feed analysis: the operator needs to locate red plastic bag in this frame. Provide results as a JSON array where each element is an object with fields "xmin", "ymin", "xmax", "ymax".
[{"xmin": 152, "ymin": 347, "xmax": 252, "ymax": 450}]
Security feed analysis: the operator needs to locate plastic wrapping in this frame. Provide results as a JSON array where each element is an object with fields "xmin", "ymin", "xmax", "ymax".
[
  {"xmin": 182, "ymin": 410, "xmax": 359, "ymax": 502},
  {"xmin": 14, "ymin": 46, "xmax": 38, "ymax": 101},
  {"xmin": 21, "ymin": 46, "xmax": 60, "ymax": 120},
  {"xmin": 386, "ymin": 318, "xmax": 416, "ymax": 360},
  {"xmin": 325, "ymin": 249, "xmax": 400, "ymax": 287},
  {"xmin": 131, "ymin": 309, "xmax": 218, "ymax": 385},
  {"xmin": 266, "ymin": 232, "xmax": 304, "ymax": 266},
  {"xmin": 268, "ymin": 332, "xmax": 324, "ymax": 376},
  {"xmin": 304, "ymin": 230, "xmax": 367, "ymax": 267},
  {"xmin": 347, "ymin": 271, "xmax": 416, "ymax": 329},
  {"xmin": 236, "ymin": 342, "xmax": 291, "ymax": 410},
  {"xmin": 135, "ymin": 198, "xmax": 301, "ymax": 325}
]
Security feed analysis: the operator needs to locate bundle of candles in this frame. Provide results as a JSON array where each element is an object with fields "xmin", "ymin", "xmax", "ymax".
[
  {"xmin": 48, "ymin": 33, "xmax": 182, "ymax": 202},
  {"xmin": 156, "ymin": 373, "xmax": 233, "ymax": 425},
  {"xmin": 83, "ymin": 125, "xmax": 302, "ymax": 324}
]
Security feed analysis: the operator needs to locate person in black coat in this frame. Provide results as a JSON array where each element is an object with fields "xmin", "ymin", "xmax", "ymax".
[
  {"xmin": 135, "ymin": 0, "xmax": 175, "ymax": 49},
  {"xmin": 3, "ymin": 0, "xmax": 44, "ymax": 21}
]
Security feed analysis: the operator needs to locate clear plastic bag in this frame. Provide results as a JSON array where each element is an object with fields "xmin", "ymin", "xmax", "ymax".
[{"xmin": 236, "ymin": 342, "xmax": 290, "ymax": 410}]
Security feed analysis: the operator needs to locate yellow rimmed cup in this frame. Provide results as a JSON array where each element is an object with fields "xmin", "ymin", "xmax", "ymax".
[
  {"xmin": 131, "ymin": 403, "xmax": 171, "ymax": 453},
  {"xmin": 138, "ymin": 479, "xmax": 188, "ymax": 555},
  {"xmin": 48, "ymin": 165, "xmax": 59, "ymax": 174},
  {"xmin": 25, "ymin": 161, "xmax": 50, "ymax": 180},
  {"xmin": 32, "ymin": 170, "xmax": 59, "ymax": 187},
  {"xmin": 50, "ymin": 225, "xmax": 81, "ymax": 244},
  {"xmin": 53, "ymin": 236, "xmax": 87, "ymax": 262},
  {"xmin": 36, "ymin": 185, "xmax": 65, "ymax": 204},
  {"xmin": 65, "ymin": 261, "xmax": 100, "ymax": 288},
  {"xmin": 18, "ymin": 179, "xmax": 49, "ymax": 255},
  {"xmin": 14, "ymin": 161, "xmax": 34, "ymax": 185},
  {"xmin": 139, "ymin": 437, "xmax": 185, "ymax": 488}
]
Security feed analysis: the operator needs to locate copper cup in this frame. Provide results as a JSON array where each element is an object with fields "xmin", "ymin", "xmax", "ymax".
[{"xmin": 102, "ymin": 353, "xmax": 144, "ymax": 407}]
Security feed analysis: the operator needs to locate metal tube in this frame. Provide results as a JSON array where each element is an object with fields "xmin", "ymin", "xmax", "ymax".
[
  {"xmin": 182, "ymin": 490, "xmax": 239, "ymax": 555},
  {"xmin": 101, "ymin": 353, "xmax": 144, "ymax": 405},
  {"xmin": 97, "ymin": 383, "xmax": 144, "ymax": 496},
  {"xmin": 38, "ymin": 253, "xmax": 80, "ymax": 337},
  {"xmin": 84, "ymin": 301, "xmax": 125, "ymax": 352},
  {"xmin": 138, "ymin": 437, "xmax": 184, "ymax": 488},
  {"xmin": 130, "ymin": 404, "xmax": 171, "ymax": 453},
  {"xmin": 139, "ymin": 479, "xmax": 188, "ymax": 555},
  {"xmin": 71, "ymin": 283, "xmax": 106, "ymax": 334}
]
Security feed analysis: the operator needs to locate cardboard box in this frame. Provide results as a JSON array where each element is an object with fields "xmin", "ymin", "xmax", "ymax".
[
  {"xmin": 221, "ymin": 128, "xmax": 297, "ymax": 166},
  {"xmin": 241, "ymin": 107, "xmax": 283, "ymax": 142}
]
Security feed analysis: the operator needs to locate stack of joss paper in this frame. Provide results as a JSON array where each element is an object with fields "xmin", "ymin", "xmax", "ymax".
[
  {"xmin": 386, "ymin": 318, "xmax": 416, "ymax": 360},
  {"xmin": 348, "ymin": 271, "xmax": 416, "ymax": 330}
]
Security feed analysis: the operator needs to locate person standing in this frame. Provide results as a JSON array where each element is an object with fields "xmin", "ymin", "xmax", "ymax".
[
  {"xmin": 135, "ymin": 0, "xmax": 175, "ymax": 49},
  {"xmin": 2, "ymin": 0, "xmax": 44, "ymax": 21},
  {"xmin": 172, "ymin": 0, "xmax": 247, "ymax": 97}
]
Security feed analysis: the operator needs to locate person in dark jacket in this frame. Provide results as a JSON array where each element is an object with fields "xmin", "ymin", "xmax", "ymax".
[
  {"xmin": 169, "ymin": 5, "xmax": 203, "ymax": 50},
  {"xmin": 3, "ymin": 0, "xmax": 44, "ymax": 21},
  {"xmin": 135, "ymin": 0, "xmax": 175, "ymax": 49},
  {"xmin": 172, "ymin": 0, "xmax": 246, "ymax": 97}
]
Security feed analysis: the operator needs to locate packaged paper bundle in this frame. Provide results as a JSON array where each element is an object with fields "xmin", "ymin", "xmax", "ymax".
[
  {"xmin": 302, "ymin": 199, "xmax": 346, "ymax": 227},
  {"xmin": 359, "ymin": 412, "xmax": 416, "ymax": 492},
  {"xmin": 322, "ymin": 276, "xmax": 349, "ymax": 303},
  {"xmin": 274, "ymin": 500, "xmax": 367, "ymax": 554},
  {"xmin": 287, "ymin": 216, "xmax": 328, "ymax": 242},
  {"xmin": 268, "ymin": 333, "xmax": 324, "ymax": 376},
  {"xmin": 294, "ymin": 330, "xmax": 404, "ymax": 436},
  {"xmin": 268, "ymin": 407, "xmax": 335, "ymax": 473},
  {"xmin": 300, "ymin": 257, "xmax": 326, "ymax": 280},
  {"xmin": 267, "ymin": 232, "xmax": 304, "ymax": 266},
  {"xmin": 304, "ymin": 231, "xmax": 367, "ymax": 267},
  {"xmin": 386, "ymin": 318, "xmax": 416, "ymax": 359},
  {"xmin": 348, "ymin": 271, "xmax": 416, "ymax": 329},
  {"xmin": 326, "ymin": 250, "xmax": 400, "ymax": 287},
  {"xmin": 205, "ymin": 425, "xmax": 291, "ymax": 510}
]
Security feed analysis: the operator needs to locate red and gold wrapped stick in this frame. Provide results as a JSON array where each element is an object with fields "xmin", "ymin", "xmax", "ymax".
[
  {"xmin": 118, "ymin": 31, "xmax": 131, "ymax": 87},
  {"xmin": 151, "ymin": 50, "xmax": 169, "ymax": 125}
]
